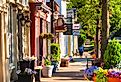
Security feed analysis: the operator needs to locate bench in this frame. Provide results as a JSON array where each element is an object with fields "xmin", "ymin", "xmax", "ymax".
[{"xmin": 86, "ymin": 56, "xmax": 98, "ymax": 69}]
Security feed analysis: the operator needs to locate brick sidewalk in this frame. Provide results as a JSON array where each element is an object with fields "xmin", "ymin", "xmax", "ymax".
[{"xmin": 41, "ymin": 58, "xmax": 93, "ymax": 82}]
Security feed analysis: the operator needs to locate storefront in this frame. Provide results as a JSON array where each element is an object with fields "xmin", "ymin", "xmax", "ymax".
[{"xmin": 29, "ymin": 2, "xmax": 51, "ymax": 66}]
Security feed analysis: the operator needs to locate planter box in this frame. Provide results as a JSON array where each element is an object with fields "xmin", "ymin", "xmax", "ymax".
[
  {"xmin": 93, "ymin": 77, "xmax": 121, "ymax": 82},
  {"xmin": 17, "ymin": 74, "xmax": 33, "ymax": 82},
  {"xmin": 108, "ymin": 77, "xmax": 120, "ymax": 82},
  {"xmin": 60, "ymin": 58, "xmax": 69, "ymax": 67}
]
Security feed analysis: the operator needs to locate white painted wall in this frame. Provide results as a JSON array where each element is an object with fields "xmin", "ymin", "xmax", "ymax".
[
  {"xmin": 59, "ymin": 0, "xmax": 68, "ymax": 57},
  {"xmin": 61, "ymin": 0, "xmax": 66, "ymax": 17}
]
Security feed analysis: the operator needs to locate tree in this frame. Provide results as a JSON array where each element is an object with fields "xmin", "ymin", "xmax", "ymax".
[
  {"xmin": 101, "ymin": 0, "xmax": 110, "ymax": 59},
  {"xmin": 67, "ymin": 0, "xmax": 121, "ymax": 58},
  {"xmin": 67, "ymin": 0, "xmax": 100, "ymax": 39}
]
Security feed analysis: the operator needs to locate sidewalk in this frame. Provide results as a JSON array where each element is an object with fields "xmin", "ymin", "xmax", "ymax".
[{"xmin": 41, "ymin": 56, "xmax": 93, "ymax": 82}]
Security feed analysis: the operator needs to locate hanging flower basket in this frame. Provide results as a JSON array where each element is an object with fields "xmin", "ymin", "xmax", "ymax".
[
  {"xmin": 40, "ymin": 33, "xmax": 54, "ymax": 39},
  {"xmin": 47, "ymin": 33, "xmax": 54, "ymax": 39},
  {"xmin": 40, "ymin": 33, "xmax": 45, "ymax": 39}
]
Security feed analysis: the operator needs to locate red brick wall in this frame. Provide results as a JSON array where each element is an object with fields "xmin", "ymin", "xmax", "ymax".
[{"xmin": 29, "ymin": 3, "xmax": 48, "ymax": 66}]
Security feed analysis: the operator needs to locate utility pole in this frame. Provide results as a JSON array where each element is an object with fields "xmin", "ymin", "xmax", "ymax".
[{"xmin": 101, "ymin": 0, "xmax": 110, "ymax": 59}]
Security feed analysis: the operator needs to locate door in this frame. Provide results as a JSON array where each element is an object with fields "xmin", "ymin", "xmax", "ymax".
[{"xmin": 39, "ymin": 18, "xmax": 43, "ymax": 65}]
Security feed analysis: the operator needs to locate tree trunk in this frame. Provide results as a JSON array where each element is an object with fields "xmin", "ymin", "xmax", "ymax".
[
  {"xmin": 95, "ymin": 19, "xmax": 100, "ymax": 58},
  {"xmin": 101, "ymin": 0, "xmax": 110, "ymax": 59}
]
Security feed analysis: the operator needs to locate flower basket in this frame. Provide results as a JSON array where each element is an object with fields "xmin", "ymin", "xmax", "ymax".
[{"xmin": 40, "ymin": 33, "xmax": 54, "ymax": 39}]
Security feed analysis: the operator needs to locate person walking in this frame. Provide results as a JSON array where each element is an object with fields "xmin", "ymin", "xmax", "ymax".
[{"xmin": 79, "ymin": 45, "xmax": 84, "ymax": 57}]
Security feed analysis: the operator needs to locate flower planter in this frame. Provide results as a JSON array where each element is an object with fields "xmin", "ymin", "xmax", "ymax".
[
  {"xmin": 18, "ymin": 60, "xmax": 35, "ymax": 72},
  {"xmin": 42, "ymin": 65, "xmax": 54, "ymax": 77},
  {"xmin": 60, "ymin": 58, "xmax": 69, "ymax": 67},
  {"xmin": 93, "ymin": 77, "xmax": 121, "ymax": 82},
  {"xmin": 108, "ymin": 77, "xmax": 120, "ymax": 82},
  {"xmin": 93, "ymin": 76, "xmax": 96, "ymax": 82},
  {"xmin": 17, "ymin": 74, "xmax": 33, "ymax": 82}
]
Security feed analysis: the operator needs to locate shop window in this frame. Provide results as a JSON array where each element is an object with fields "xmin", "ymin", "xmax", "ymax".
[{"xmin": 22, "ymin": 0, "xmax": 28, "ymax": 6}]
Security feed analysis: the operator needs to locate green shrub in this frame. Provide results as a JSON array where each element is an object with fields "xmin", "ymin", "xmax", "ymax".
[
  {"xmin": 51, "ymin": 43, "xmax": 61, "ymax": 62},
  {"xmin": 104, "ymin": 39, "xmax": 121, "ymax": 69}
]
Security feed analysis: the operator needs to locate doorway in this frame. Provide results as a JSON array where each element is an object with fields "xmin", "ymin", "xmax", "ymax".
[{"xmin": 39, "ymin": 18, "xmax": 43, "ymax": 65}]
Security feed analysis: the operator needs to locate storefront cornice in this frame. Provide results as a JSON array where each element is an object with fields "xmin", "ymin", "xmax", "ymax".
[
  {"xmin": 23, "ymin": 6, "xmax": 30, "ymax": 13},
  {"xmin": 0, "ymin": 4, "xmax": 8, "ymax": 13},
  {"xmin": 30, "ymin": 2, "xmax": 51, "ymax": 14}
]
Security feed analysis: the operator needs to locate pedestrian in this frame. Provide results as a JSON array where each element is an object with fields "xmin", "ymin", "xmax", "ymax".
[{"xmin": 79, "ymin": 45, "xmax": 84, "ymax": 57}]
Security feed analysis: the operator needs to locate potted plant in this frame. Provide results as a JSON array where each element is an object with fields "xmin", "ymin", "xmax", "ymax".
[
  {"xmin": 108, "ymin": 70, "xmax": 121, "ymax": 82},
  {"xmin": 84, "ymin": 65, "xmax": 99, "ymax": 80},
  {"xmin": 42, "ymin": 57, "xmax": 54, "ymax": 77},
  {"xmin": 18, "ymin": 56, "xmax": 36, "ymax": 72},
  {"xmin": 16, "ymin": 68, "xmax": 37, "ymax": 82},
  {"xmin": 50, "ymin": 43, "xmax": 61, "ymax": 73},
  {"xmin": 94, "ymin": 67, "xmax": 108, "ymax": 82}
]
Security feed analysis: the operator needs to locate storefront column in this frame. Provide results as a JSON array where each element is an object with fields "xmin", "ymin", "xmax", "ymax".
[{"xmin": 0, "ymin": 12, "xmax": 4, "ymax": 82}]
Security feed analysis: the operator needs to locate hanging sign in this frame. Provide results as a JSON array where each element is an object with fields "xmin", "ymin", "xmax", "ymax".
[
  {"xmin": 73, "ymin": 30, "xmax": 80, "ymax": 36},
  {"xmin": 73, "ymin": 23, "xmax": 80, "ymax": 30}
]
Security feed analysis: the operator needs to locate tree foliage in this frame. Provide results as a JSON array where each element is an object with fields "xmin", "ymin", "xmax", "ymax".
[
  {"xmin": 67, "ymin": 0, "xmax": 100, "ymax": 38},
  {"xmin": 109, "ymin": 0, "xmax": 121, "ymax": 36},
  {"xmin": 67, "ymin": 0, "xmax": 121, "ymax": 38}
]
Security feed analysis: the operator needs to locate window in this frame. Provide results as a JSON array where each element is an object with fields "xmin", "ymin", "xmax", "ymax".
[{"xmin": 22, "ymin": 0, "xmax": 28, "ymax": 6}]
